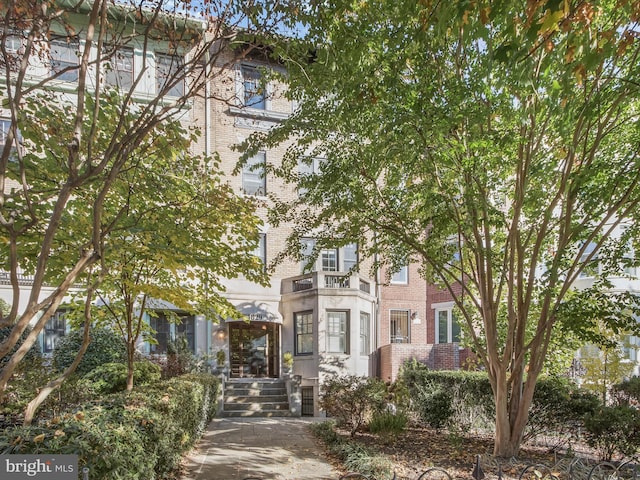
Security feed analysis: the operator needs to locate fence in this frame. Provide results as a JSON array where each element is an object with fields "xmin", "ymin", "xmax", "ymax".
[{"xmin": 237, "ymin": 457, "xmax": 638, "ymax": 480}]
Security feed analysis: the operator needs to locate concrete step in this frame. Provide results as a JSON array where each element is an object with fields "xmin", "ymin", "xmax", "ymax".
[{"xmin": 222, "ymin": 379, "xmax": 291, "ymax": 418}]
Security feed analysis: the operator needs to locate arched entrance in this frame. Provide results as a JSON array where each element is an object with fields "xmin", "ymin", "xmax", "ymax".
[{"xmin": 228, "ymin": 322, "xmax": 280, "ymax": 378}]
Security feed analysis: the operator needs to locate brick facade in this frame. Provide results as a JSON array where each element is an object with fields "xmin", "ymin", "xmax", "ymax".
[{"xmin": 378, "ymin": 342, "xmax": 474, "ymax": 382}]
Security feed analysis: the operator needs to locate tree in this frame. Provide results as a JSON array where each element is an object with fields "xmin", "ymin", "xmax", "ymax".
[
  {"xmin": 0, "ymin": 0, "xmax": 290, "ymax": 407},
  {"xmin": 579, "ymin": 341, "xmax": 636, "ymax": 404},
  {"xmin": 243, "ymin": 0, "xmax": 640, "ymax": 456},
  {"xmin": 94, "ymin": 151, "xmax": 266, "ymax": 392}
]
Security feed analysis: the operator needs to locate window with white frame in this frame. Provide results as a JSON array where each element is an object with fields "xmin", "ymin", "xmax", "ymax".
[
  {"xmin": 1, "ymin": 119, "xmax": 11, "ymax": 154},
  {"xmin": 5, "ymin": 34, "xmax": 23, "ymax": 53},
  {"xmin": 240, "ymin": 65, "xmax": 266, "ymax": 109},
  {"xmin": 327, "ymin": 310, "xmax": 348, "ymax": 353},
  {"xmin": 105, "ymin": 46, "xmax": 134, "ymax": 90},
  {"xmin": 391, "ymin": 264, "xmax": 408, "ymax": 284},
  {"xmin": 360, "ymin": 311, "xmax": 370, "ymax": 355},
  {"xmin": 436, "ymin": 308, "xmax": 461, "ymax": 344},
  {"xmin": 295, "ymin": 311, "xmax": 313, "ymax": 355},
  {"xmin": 1, "ymin": 118, "xmax": 19, "ymax": 161},
  {"xmin": 50, "ymin": 39, "xmax": 79, "ymax": 82},
  {"xmin": 321, "ymin": 248, "xmax": 338, "ymax": 272},
  {"xmin": 156, "ymin": 53, "xmax": 184, "ymax": 97},
  {"xmin": 390, "ymin": 310, "xmax": 410, "ymax": 343},
  {"xmin": 2, "ymin": 33, "xmax": 23, "ymax": 71},
  {"xmin": 297, "ymin": 157, "xmax": 322, "ymax": 196},
  {"xmin": 344, "ymin": 243, "xmax": 358, "ymax": 271},
  {"xmin": 43, "ymin": 310, "xmax": 67, "ymax": 354},
  {"xmin": 300, "ymin": 237, "xmax": 316, "ymax": 273},
  {"xmin": 620, "ymin": 226, "xmax": 636, "ymax": 277},
  {"xmin": 578, "ymin": 241, "xmax": 599, "ymax": 278},
  {"xmin": 242, "ymin": 151, "xmax": 266, "ymax": 196},
  {"xmin": 252, "ymin": 233, "xmax": 266, "ymax": 269}
]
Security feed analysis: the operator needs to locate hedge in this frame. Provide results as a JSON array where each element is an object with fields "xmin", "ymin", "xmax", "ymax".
[{"xmin": 0, "ymin": 373, "xmax": 219, "ymax": 480}]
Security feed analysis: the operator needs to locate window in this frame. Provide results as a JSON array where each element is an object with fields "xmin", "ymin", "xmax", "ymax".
[
  {"xmin": 0, "ymin": 119, "xmax": 18, "ymax": 161},
  {"xmin": 321, "ymin": 248, "xmax": 338, "ymax": 272},
  {"xmin": 436, "ymin": 308, "xmax": 461, "ymax": 344},
  {"xmin": 578, "ymin": 242, "xmax": 598, "ymax": 278},
  {"xmin": 301, "ymin": 386, "xmax": 314, "ymax": 416},
  {"xmin": 105, "ymin": 47, "xmax": 133, "ymax": 90},
  {"xmin": 50, "ymin": 39, "xmax": 79, "ymax": 82},
  {"xmin": 150, "ymin": 312, "xmax": 195, "ymax": 354},
  {"xmin": 5, "ymin": 34, "xmax": 23, "ymax": 53},
  {"xmin": 150, "ymin": 313, "xmax": 170, "ymax": 354},
  {"xmin": 360, "ymin": 311, "xmax": 370, "ymax": 355},
  {"xmin": 391, "ymin": 265, "xmax": 408, "ymax": 284},
  {"xmin": 43, "ymin": 310, "xmax": 66, "ymax": 354},
  {"xmin": 252, "ymin": 233, "xmax": 267, "ymax": 268},
  {"xmin": 620, "ymin": 226, "xmax": 636, "ymax": 277},
  {"xmin": 295, "ymin": 311, "xmax": 313, "ymax": 355},
  {"xmin": 343, "ymin": 243, "xmax": 358, "ymax": 271},
  {"xmin": 327, "ymin": 310, "xmax": 348, "ymax": 353},
  {"xmin": 242, "ymin": 151, "xmax": 266, "ymax": 196},
  {"xmin": 3, "ymin": 33, "xmax": 23, "ymax": 71},
  {"xmin": 390, "ymin": 310, "xmax": 409, "ymax": 343},
  {"xmin": 175, "ymin": 315, "xmax": 195, "ymax": 352},
  {"xmin": 300, "ymin": 237, "xmax": 316, "ymax": 273},
  {"xmin": 241, "ymin": 65, "xmax": 266, "ymax": 109},
  {"xmin": 297, "ymin": 157, "xmax": 322, "ymax": 196},
  {"xmin": 156, "ymin": 53, "xmax": 184, "ymax": 97}
]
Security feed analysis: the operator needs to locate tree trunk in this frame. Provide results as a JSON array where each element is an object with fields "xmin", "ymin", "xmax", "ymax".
[
  {"xmin": 490, "ymin": 361, "xmax": 542, "ymax": 457},
  {"xmin": 126, "ymin": 339, "xmax": 135, "ymax": 391},
  {"xmin": 23, "ymin": 320, "xmax": 92, "ymax": 426}
]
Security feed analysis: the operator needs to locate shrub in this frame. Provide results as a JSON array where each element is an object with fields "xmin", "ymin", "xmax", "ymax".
[
  {"xmin": 526, "ymin": 376, "xmax": 599, "ymax": 446},
  {"xmin": 399, "ymin": 361, "xmax": 494, "ymax": 432},
  {"xmin": 368, "ymin": 411, "xmax": 408, "ymax": 437},
  {"xmin": 414, "ymin": 380, "xmax": 454, "ymax": 429},
  {"xmin": 0, "ymin": 325, "xmax": 42, "ymax": 371},
  {"xmin": 0, "ymin": 373, "xmax": 219, "ymax": 479},
  {"xmin": 320, "ymin": 375, "xmax": 387, "ymax": 437},
  {"xmin": 0, "ymin": 409, "xmax": 155, "ymax": 479},
  {"xmin": 162, "ymin": 337, "xmax": 198, "ymax": 378},
  {"xmin": 612, "ymin": 376, "xmax": 640, "ymax": 406},
  {"xmin": 0, "ymin": 325, "xmax": 47, "ymax": 415},
  {"xmin": 52, "ymin": 327, "xmax": 126, "ymax": 376},
  {"xmin": 584, "ymin": 405, "xmax": 640, "ymax": 461},
  {"xmin": 81, "ymin": 361, "xmax": 161, "ymax": 394},
  {"xmin": 310, "ymin": 421, "xmax": 394, "ymax": 479}
]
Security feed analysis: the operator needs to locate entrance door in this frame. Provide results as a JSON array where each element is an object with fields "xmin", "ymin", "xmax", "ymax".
[{"xmin": 229, "ymin": 322, "xmax": 279, "ymax": 378}]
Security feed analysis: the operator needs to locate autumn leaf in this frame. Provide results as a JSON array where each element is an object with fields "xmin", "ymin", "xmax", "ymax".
[{"xmin": 538, "ymin": 9, "xmax": 566, "ymax": 35}]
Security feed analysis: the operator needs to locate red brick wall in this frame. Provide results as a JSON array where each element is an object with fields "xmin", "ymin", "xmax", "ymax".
[
  {"xmin": 377, "ymin": 342, "xmax": 473, "ymax": 382},
  {"xmin": 426, "ymin": 282, "xmax": 463, "ymax": 343},
  {"xmin": 379, "ymin": 263, "xmax": 427, "ymax": 346}
]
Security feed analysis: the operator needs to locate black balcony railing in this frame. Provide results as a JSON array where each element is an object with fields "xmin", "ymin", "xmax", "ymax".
[{"xmin": 292, "ymin": 277, "xmax": 313, "ymax": 292}]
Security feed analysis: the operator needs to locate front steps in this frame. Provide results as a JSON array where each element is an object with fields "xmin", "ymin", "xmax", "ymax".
[{"xmin": 220, "ymin": 378, "xmax": 293, "ymax": 418}]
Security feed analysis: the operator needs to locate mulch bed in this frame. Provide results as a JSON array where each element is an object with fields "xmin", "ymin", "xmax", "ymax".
[{"xmin": 323, "ymin": 426, "xmax": 615, "ymax": 480}]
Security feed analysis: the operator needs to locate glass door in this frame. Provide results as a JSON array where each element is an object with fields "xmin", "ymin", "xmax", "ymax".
[{"xmin": 229, "ymin": 322, "xmax": 279, "ymax": 378}]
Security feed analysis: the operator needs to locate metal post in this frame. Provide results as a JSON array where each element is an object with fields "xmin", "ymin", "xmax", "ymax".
[{"xmin": 82, "ymin": 467, "xmax": 89, "ymax": 480}]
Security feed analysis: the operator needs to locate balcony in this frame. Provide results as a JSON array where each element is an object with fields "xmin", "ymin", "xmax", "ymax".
[
  {"xmin": 0, "ymin": 270, "xmax": 36, "ymax": 286},
  {"xmin": 283, "ymin": 272, "xmax": 373, "ymax": 296}
]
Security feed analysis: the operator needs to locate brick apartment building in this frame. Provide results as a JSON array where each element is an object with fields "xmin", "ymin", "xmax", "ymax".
[{"xmin": 0, "ymin": 5, "xmax": 472, "ymax": 416}]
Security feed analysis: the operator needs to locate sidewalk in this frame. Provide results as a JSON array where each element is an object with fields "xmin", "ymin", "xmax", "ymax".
[{"xmin": 180, "ymin": 417, "xmax": 341, "ymax": 480}]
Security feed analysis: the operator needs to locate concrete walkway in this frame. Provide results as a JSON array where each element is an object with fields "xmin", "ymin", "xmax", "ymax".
[{"xmin": 180, "ymin": 417, "xmax": 341, "ymax": 480}]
